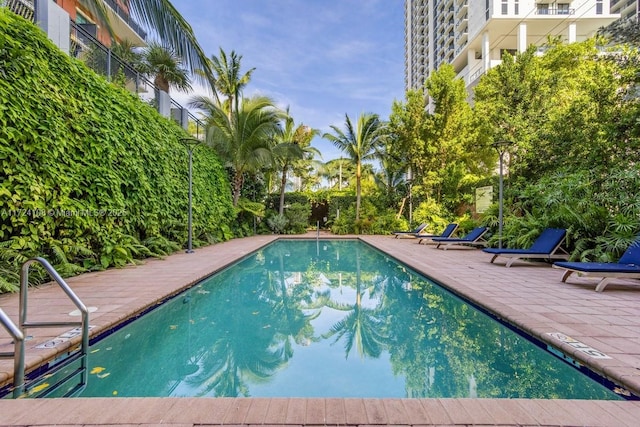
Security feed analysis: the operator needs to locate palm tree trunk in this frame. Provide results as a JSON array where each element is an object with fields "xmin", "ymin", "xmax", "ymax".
[
  {"xmin": 227, "ymin": 95, "xmax": 234, "ymax": 120},
  {"xmin": 279, "ymin": 165, "xmax": 288, "ymax": 215},
  {"xmin": 155, "ymin": 76, "xmax": 170, "ymax": 93},
  {"xmin": 356, "ymin": 162, "xmax": 361, "ymax": 222}
]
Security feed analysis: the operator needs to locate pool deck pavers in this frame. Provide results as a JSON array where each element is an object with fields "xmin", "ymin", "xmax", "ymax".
[{"xmin": 1, "ymin": 232, "xmax": 640, "ymax": 426}]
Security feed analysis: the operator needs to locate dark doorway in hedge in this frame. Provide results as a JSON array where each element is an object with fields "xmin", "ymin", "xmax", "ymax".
[{"xmin": 310, "ymin": 201, "xmax": 329, "ymax": 227}]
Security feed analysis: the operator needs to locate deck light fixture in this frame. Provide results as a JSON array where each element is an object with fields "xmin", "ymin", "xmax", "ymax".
[
  {"xmin": 491, "ymin": 140, "xmax": 513, "ymax": 249},
  {"xmin": 407, "ymin": 165, "xmax": 413, "ymax": 229}
]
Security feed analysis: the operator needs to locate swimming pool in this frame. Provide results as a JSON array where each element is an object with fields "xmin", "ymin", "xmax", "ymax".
[{"xmin": 36, "ymin": 240, "xmax": 623, "ymax": 399}]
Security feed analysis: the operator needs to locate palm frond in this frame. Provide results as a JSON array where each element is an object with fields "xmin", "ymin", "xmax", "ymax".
[{"xmin": 126, "ymin": 0, "xmax": 212, "ymax": 86}]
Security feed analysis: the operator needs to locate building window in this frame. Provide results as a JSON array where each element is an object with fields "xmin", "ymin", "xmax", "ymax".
[
  {"xmin": 596, "ymin": 0, "xmax": 603, "ymax": 14},
  {"xmin": 515, "ymin": 0, "xmax": 519, "ymax": 15},
  {"xmin": 502, "ymin": 0, "xmax": 508, "ymax": 15},
  {"xmin": 557, "ymin": 3, "xmax": 570, "ymax": 14},
  {"xmin": 537, "ymin": 3, "xmax": 549, "ymax": 14},
  {"xmin": 486, "ymin": 0, "xmax": 490, "ymax": 19}
]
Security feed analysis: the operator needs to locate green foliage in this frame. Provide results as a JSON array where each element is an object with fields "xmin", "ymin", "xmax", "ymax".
[
  {"xmin": 599, "ymin": 17, "xmax": 640, "ymax": 46},
  {"xmin": 266, "ymin": 213, "xmax": 288, "ymax": 234},
  {"xmin": 329, "ymin": 218, "xmax": 349, "ymax": 235},
  {"xmin": 264, "ymin": 201, "xmax": 311, "ymax": 234},
  {"xmin": 284, "ymin": 202, "xmax": 311, "ymax": 234},
  {"xmin": 389, "ymin": 66, "xmax": 493, "ymax": 212},
  {"xmin": 497, "ymin": 169, "xmax": 640, "ymax": 260},
  {"xmin": 370, "ymin": 212, "xmax": 405, "ymax": 235},
  {"xmin": 327, "ymin": 194, "xmax": 356, "ymax": 221},
  {"xmin": 470, "ymin": 38, "xmax": 640, "ymax": 259},
  {"xmin": 387, "ymin": 90, "xmax": 428, "ymax": 163},
  {"xmin": 330, "ymin": 206, "xmax": 355, "ymax": 235},
  {"xmin": 138, "ymin": 41, "xmax": 192, "ymax": 93},
  {"xmin": 264, "ymin": 192, "xmax": 309, "ymax": 210},
  {"xmin": 475, "ymin": 40, "xmax": 636, "ymax": 181},
  {"xmin": 412, "ymin": 199, "xmax": 450, "ymax": 234},
  {"xmin": 191, "ymin": 95, "xmax": 282, "ymax": 206},
  {"xmin": 236, "ymin": 198, "xmax": 265, "ymax": 217},
  {"xmin": 0, "ymin": 11, "xmax": 234, "ymax": 290}
]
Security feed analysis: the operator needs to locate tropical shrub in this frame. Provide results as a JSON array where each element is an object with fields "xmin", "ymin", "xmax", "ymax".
[
  {"xmin": 412, "ymin": 199, "xmax": 451, "ymax": 234},
  {"xmin": 266, "ymin": 213, "xmax": 288, "ymax": 234},
  {"xmin": 370, "ymin": 212, "xmax": 405, "ymax": 235},
  {"xmin": 284, "ymin": 202, "xmax": 310, "ymax": 234},
  {"xmin": 499, "ymin": 169, "xmax": 640, "ymax": 260},
  {"xmin": 329, "ymin": 206, "xmax": 355, "ymax": 235}
]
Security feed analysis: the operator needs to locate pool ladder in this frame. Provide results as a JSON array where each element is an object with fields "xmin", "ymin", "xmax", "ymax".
[{"xmin": 0, "ymin": 257, "xmax": 90, "ymax": 398}]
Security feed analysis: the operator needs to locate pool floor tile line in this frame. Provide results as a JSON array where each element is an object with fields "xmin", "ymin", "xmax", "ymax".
[{"xmin": 2, "ymin": 233, "xmax": 640, "ymax": 426}]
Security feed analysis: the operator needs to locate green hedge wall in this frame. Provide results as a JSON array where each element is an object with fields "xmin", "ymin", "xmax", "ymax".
[{"xmin": 0, "ymin": 10, "xmax": 234, "ymax": 290}]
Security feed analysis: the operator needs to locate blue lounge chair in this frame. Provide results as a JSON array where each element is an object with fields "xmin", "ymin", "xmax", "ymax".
[
  {"xmin": 432, "ymin": 226, "xmax": 489, "ymax": 250},
  {"xmin": 393, "ymin": 223, "xmax": 428, "ymax": 238},
  {"xmin": 553, "ymin": 239, "xmax": 640, "ymax": 292},
  {"xmin": 416, "ymin": 223, "xmax": 459, "ymax": 245},
  {"xmin": 482, "ymin": 228, "xmax": 569, "ymax": 267}
]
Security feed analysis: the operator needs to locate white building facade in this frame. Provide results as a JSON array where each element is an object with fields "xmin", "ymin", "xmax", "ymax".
[{"xmin": 405, "ymin": 0, "xmax": 621, "ymax": 94}]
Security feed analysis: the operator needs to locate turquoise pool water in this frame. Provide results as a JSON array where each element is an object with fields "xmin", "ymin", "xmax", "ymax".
[{"xmin": 54, "ymin": 240, "xmax": 622, "ymax": 398}]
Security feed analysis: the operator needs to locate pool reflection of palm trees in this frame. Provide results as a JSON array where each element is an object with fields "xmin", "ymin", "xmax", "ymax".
[
  {"xmin": 322, "ymin": 244, "xmax": 388, "ymax": 359},
  {"xmin": 267, "ymin": 244, "xmax": 321, "ymax": 355},
  {"xmin": 184, "ymin": 250, "xmax": 318, "ymax": 397}
]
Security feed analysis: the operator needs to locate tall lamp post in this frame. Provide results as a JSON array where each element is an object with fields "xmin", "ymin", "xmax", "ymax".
[
  {"xmin": 407, "ymin": 166, "xmax": 413, "ymax": 229},
  {"xmin": 180, "ymin": 137, "xmax": 202, "ymax": 253},
  {"xmin": 491, "ymin": 141, "xmax": 513, "ymax": 249}
]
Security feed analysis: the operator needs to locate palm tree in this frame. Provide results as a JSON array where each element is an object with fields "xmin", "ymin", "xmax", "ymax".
[
  {"xmin": 290, "ymin": 125, "xmax": 322, "ymax": 191},
  {"xmin": 208, "ymin": 48, "xmax": 256, "ymax": 117},
  {"xmin": 139, "ymin": 41, "xmax": 192, "ymax": 93},
  {"xmin": 190, "ymin": 95, "xmax": 284, "ymax": 206},
  {"xmin": 374, "ymin": 157, "xmax": 408, "ymax": 209},
  {"xmin": 272, "ymin": 111, "xmax": 320, "ymax": 215},
  {"xmin": 111, "ymin": 39, "xmax": 142, "ymax": 66},
  {"xmin": 323, "ymin": 113, "xmax": 384, "ymax": 221},
  {"xmin": 321, "ymin": 158, "xmax": 354, "ymax": 190},
  {"xmin": 80, "ymin": 1, "xmax": 212, "ymax": 84},
  {"xmin": 109, "ymin": 39, "xmax": 143, "ymax": 89}
]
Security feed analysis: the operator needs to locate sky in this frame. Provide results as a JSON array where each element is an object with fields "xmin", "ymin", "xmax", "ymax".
[{"xmin": 169, "ymin": 0, "xmax": 406, "ymax": 163}]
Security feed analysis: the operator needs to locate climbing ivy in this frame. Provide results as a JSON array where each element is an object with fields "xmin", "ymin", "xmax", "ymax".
[{"xmin": 0, "ymin": 10, "xmax": 234, "ymax": 292}]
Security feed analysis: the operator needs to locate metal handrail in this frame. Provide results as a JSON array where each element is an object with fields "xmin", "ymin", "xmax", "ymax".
[
  {"xmin": 0, "ymin": 309, "xmax": 25, "ymax": 398},
  {"xmin": 19, "ymin": 257, "xmax": 89, "ymax": 393}
]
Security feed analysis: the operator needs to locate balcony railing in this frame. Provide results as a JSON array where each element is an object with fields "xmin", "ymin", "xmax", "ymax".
[
  {"xmin": 5, "ymin": 0, "xmax": 34, "ymax": 21},
  {"xmin": 536, "ymin": 8, "xmax": 575, "ymax": 15},
  {"xmin": 70, "ymin": 21, "xmax": 205, "ymax": 136}
]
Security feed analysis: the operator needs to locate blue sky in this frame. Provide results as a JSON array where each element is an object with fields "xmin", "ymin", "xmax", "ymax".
[{"xmin": 169, "ymin": 0, "xmax": 406, "ymax": 162}]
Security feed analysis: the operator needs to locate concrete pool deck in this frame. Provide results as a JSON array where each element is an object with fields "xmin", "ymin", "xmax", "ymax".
[{"xmin": 1, "ymin": 232, "xmax": 640, "ymax": 426}]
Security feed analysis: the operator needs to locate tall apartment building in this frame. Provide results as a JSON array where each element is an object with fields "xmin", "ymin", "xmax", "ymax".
[
  {"xmin": 610, "ymin": 0, "xmax": 639, "ymax": 20},
  {"xmin": 405, "ymin": 1, "xmax": 621, "ymax": 94}
]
